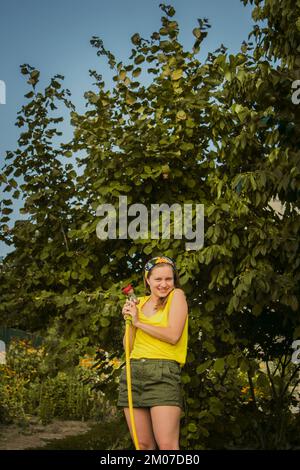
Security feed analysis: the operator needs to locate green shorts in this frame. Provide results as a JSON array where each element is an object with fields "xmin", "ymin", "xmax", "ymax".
[{"xmin": 117, "ymin": 358, "xmax": 183, "ymax": 409}]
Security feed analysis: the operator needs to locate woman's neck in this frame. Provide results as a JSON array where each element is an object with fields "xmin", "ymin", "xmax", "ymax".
[{"xmin": 149, "ymin": 293, "xmax": 159, "ymax": 302}]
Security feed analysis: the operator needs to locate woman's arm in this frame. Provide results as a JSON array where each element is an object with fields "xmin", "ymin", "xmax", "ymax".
[{"xmin": 134, "ymin": 288, "xmax": 188, "ymax": 345}]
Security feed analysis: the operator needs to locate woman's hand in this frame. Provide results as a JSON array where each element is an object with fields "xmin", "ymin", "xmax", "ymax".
[{"xmin": 122, "ymin": 299, "xmax": 139, "ymax": 326}]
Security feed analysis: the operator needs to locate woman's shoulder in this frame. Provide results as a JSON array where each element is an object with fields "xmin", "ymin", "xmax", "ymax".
[
  {"xmin": 167, "ymin": 288, "xmax": 187, "ymax": 305},
  {"xmin": 172, "ymin": 288, "xmax": 186, "ymax": 298}
]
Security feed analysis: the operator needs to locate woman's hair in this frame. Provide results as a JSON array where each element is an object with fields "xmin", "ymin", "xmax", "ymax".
[{"xmin": 143, "ymin": 262, "xmax": 181, "ymax": 311}]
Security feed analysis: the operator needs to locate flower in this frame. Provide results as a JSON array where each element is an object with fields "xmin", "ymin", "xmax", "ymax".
[{"xmin": 122, "ymin": 284, "xmax": 134, "ymax": 295}]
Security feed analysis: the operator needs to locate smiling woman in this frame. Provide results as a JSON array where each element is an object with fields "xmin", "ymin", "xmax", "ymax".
[
  {"xmin": 118, "ymin": 255, "xmax": 188, "ymax": 450},
  {"xmin": 143, "ymin": 256, "xmax": 182, "ymax": 312}
]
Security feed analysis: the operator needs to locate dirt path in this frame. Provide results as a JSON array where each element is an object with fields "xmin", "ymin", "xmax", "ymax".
[{"xmin": 0, "ymin": 418, "xmax": 96, "ymax": 450}]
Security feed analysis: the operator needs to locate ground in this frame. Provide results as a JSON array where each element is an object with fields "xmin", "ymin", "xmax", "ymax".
[{"xmin": 0, "ymin": 417, "xmax": 95, "ymax": 450}]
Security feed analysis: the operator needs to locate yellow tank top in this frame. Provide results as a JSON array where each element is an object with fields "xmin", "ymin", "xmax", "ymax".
[{"xmin": 130, "ymin": 289, "xmax": 188, "ymax": 366}]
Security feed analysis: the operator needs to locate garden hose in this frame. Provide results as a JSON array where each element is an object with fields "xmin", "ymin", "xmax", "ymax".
[{"xmin": 125, "ymin": 317, "xmax": 140, "ymax": 450}]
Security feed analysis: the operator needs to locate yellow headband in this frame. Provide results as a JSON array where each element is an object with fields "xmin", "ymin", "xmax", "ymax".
[{"xmin": 144, "ymin": 256, "xmax": 176, "ymax": 279}]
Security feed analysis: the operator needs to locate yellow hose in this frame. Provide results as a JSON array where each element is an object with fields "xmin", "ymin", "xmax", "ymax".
[{"xmin": 125, "ymin": 318, "xmax": 140, "ymax": 450}]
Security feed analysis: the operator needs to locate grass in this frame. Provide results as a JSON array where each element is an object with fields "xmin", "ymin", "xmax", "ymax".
[{"xmin": 27, "ymin": 415, "xmax": 134, "ymax": 450}]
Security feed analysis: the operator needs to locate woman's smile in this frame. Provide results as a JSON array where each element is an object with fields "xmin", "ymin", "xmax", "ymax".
[{"xmin": 157, "ymin": 287, "xmax": 170, "ymax": 294}]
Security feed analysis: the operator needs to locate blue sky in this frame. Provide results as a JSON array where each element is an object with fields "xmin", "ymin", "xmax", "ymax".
[{"xmin": 0, "ymin": 0, "xmax": 255, "ymax": 257}]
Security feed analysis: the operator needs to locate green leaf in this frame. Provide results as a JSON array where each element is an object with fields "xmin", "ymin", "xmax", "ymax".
[
  {"xmin": 192, "ymin": 28, "xmax": 202, "ymax": 39},
  {"xmin": 225, "ymin": 70, "xmax": 232, "ymax": 81},
  {"xmin": 180, "ymin": 273, "xmax": 189, "ymax": 285},
  {"xmin": 252, "ymin": 304, "xmax": 262, "ymax": 316},
  {"xmin": 176, "ymin": 110, "xmax": 187, "ymax": 120},
  {"xmin": 188, "ymin": 422, "xmax": 197, "ymax": 432},
  {"xmin": 131, "ymin": 33, "xmax": 141, "ymax": 45},
  {"xmin": 203, "ymin": 341, "xmax": 216, "ymax": 353},
  {"xmin": 31, "ymin": 70, "xmax": 40, "ymax": 78},
  {"xmin": 227, "ymin": 355, "xmax": 238, "ymax": 368},
  {"xmin": 144, "ymin": 245, "xmax": 152, "ymax": 255},
  {"xmin": 132, "ymin": 68, "xmax": 142, "ymax": 77},
  {"xmin": 187, "ymin": 179, "xmax": 196, "ymax": 188},
  {"xmin": 100, "ymin": 318, "xmax": 111, "ymax": 327},
  {"xmin": 1, "ymin": 208, "xmax": 13, "ymax": 215},
  {"xmin": 134, "ymin": 55, "xmax": 145, "ymax": 65},
  {"xmin": 126, "ymin": 93, "xmax": 137, "ymax": 105},
  {"xmin": 240, "ymin": 359, "xmax": 250, "ymax": 372},
  {"xmin": 8, "ymin": 179, "xmax": 18, "ymax": 188},
  {"xmin": 159, "ymin": 27, "xmax": 169, "ymax": 36},
  {"xmin": 236, "ymin": 69, "xmax": 246, "ymax": 84},
  {"xmin": 196, "ymin": 360, "xmax": 212, "ymax": 374},
  {"xmin": 256, "ymin": 372, "xmax": 270, "ymax": 389},
  {"xmin": 180, "ymin": 142, "xmax": 194, "ymax": 151},
  {"xmin": 119, "ymin": 70, "xmax": 127, "ymax": 81},
  {"xmin": 171, "ymin": 69, "xmax": 183, "ymax": 80},
  {"xmin": 231, "ymin": 234, "xmax": 240, "ymax": 248},
  {"xmin": 214, "ymin": 358, "xmax": 225, "ymax": 373},
  {"xmin": 181, "ymin": 373, "xmax": 191, "ymax": 384},
  {"xmin": 101, "ymin": 265, "xmax": 110, "ymax": 275},
  {"xmin": 205, "ymin": 300, "xmax": 215, "ymax": 312}
]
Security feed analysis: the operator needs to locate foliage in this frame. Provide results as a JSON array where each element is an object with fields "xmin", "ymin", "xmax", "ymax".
[
  {"xmin": 81, "ymin": 348, "xmax": 124, "ymax": 403},
  {"xmin": 0, "ymin": 339, "xmax": 111, "ymax": 425}
]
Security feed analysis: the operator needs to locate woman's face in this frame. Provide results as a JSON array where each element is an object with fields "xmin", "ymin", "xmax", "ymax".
[{"xmin": 146, "ymin": 265, "xmax": 175, "ymax": 297}]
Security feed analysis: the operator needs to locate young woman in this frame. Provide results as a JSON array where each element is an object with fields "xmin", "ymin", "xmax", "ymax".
[{"xmin": 117, "ymin": 256, "xmax": 188, "ymax": 450}]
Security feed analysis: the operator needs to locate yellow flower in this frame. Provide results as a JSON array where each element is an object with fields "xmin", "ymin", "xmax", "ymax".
[
  {"xmin": 156, "ymin": 257, "xmax": 168, "ymax": 264},
  {"xmin": 111, "ymin": 358, "xmax": 121, "ymax": 368},
  {"xmin": 79, "ymin": 356, "xmax": 95, "ymax": 368}
]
